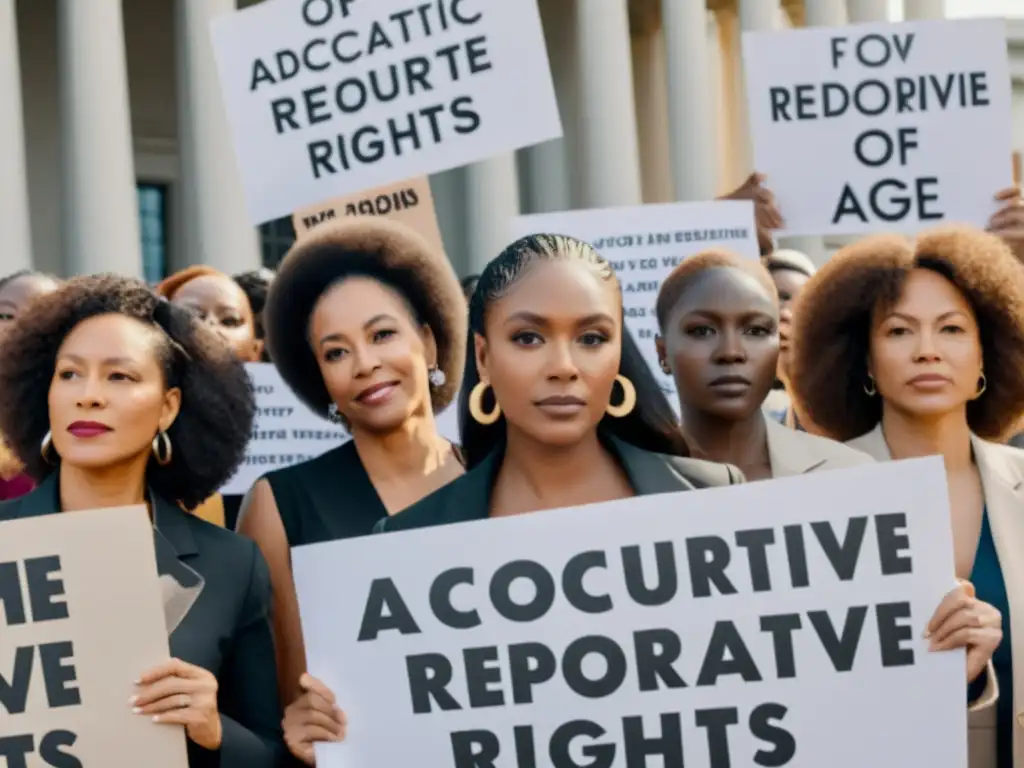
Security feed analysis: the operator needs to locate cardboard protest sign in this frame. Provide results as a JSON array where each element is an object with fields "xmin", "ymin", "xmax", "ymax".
[
  {"xmin": 743, "ymin": 18, "xmax": 1012, "ymax": 235},
  {"xmin": 210, "ymin": 0, "xmax": 561, "ymax": 224},
  {"xmin": 0, "ymin": 508, "xmax": 186, "ymax": 767},
  {"xmin": 292, "ymin": 176, "xmax": 446, "ymax": 257},
  {"xmin": 222, "ymin": 363, "xmax": 461, "ymax": 495},
  {"xmin": 513, "ymin": 201, "xmax": 759, "ymax": 405},
  {"xmin": 293, "ymin": 457, "xmax": 964, "ymax": 768}
]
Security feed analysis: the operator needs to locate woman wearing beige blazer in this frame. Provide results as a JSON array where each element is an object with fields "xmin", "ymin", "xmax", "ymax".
[
  {"xmin": 790, "ymin": 227, "xmax": 1022, "ymax": 768},
  {"xmin": 655, "ymin": 249, "xmax": 873, "ymax": 480}
]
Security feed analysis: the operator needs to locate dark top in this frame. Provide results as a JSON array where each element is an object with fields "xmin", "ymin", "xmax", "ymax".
[
  {"xmin": 261, "ymin": 442, "xmax": 388, "ymax": 546},
  {"xmin": 0, "ymin": 473, "xmax": 286, "ymax": 768},
  {"xmin": 968, "ymin": 509, "xmax": 1012, "ymax": 767},
  {"xmin": 377, "ymin": 434, "xmax": 744, "ymax": 533},
  {"xmin": 223, "ymin": 494, "xmax": 243, "ymax": 531}
]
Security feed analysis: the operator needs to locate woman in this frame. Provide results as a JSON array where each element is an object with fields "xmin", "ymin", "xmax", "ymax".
[
  {"xmin": 789, "ymin": 226, "xmax": 1017, "ymax": 767},
  {"xmin": 235, "ymin": 218, "xmax": 467, "ymax": 720},
  {"xmin": 0, "ymin": 275, "xmax": 284, "ymax": 767},
  {"xmin": 654, "ymin": 249, "xmax": 872, "ymax": 480},
  {"xmin": 157, "ymin": 266, "xmax": 263, "ymax": 528},
  {"xmin": 0, "ymin": 269, "xmax": 60, "ymax": 500},
  {"xmin": 233, "ymin": 268, "xmax": 275, "ymax": 363},
  {"xmin": 761, "ymin": 249, "xmax": 815, "ymax": 428}
]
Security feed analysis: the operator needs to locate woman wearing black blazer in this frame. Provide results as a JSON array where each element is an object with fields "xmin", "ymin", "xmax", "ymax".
[
  {"xmin": 379, "ymin": 233, "xmax": 744, "ymax": 529},
  {"xmin": 0, "ymin": 276, "xmax": 284, "ymax": 767}
]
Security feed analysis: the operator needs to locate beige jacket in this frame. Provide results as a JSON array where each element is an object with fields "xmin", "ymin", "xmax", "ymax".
[{"xmin": 848, "ymin": 424, "xmax": 1015, "ymax": 768}]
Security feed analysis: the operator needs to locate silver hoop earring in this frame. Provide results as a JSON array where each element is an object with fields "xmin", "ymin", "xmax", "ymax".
[
  {"xmin": 151, "ymin": 431, "xmax": 172, "ymax": 466},
  {"xmin": 40, "ymin": 430, "xmax": 56, "ymax": 465},
  {"xmin": 976, "ymin": 373, "xmax": 987, "ymax": 398},
  {"xmin": 327, "ymin": 403, "xmax": 344, "ymax": 424},
  {"xmin": 863, "ymin": 376, "xmax": 877, "ymax": 397},
  {"xmin": 428, "ymin": 366, "xmax": 447, "ymax": 388}
]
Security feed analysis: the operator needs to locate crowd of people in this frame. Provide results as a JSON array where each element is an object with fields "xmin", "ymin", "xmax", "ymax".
[{"xmin": 2, "ymin": 173, "xmax": 1024, "ymax": 768}]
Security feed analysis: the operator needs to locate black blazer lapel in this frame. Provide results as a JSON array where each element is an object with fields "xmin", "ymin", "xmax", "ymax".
[{"xmin": 151, "ymin": 495, "xmax": 205, "ymax": 636}]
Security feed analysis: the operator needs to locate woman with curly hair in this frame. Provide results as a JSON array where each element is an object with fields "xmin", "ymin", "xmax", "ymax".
[
  {"xmin": 233, "ymin": 268, "xmax": 275, "ymax": 362},
  {"xmin": 0, "ymin": 269, "xmax": 60, "ymax": 500},
  {"xmin": 0, "ymin": 275, "xmax": 285, "ymax": 767},
  {"xmin": 235, "ymin": 218, "xmax": 468, "ymax": 761},
  {"xmin": 156, "ymin": 266, "xmax": 264, "ymax": 528},
  {"xmin": 654, "ymin": 249, "xmax": 872, "ymax": 480},
  {"xmin": 789, "ymin": 226, "xmax": 1022, "ymax": 768}
]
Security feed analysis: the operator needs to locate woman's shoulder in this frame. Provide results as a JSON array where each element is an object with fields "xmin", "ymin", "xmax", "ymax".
[
  {"xmin": 379, "ymin": 463, "xmax": 486, "ymax": 533},
  {"xmin": 789, "ymin": 428, "xmax": 876, "ymax": 467},
  {"xmin": 659, "ymin": 454, "xmax": 745, "ymax": 487}
]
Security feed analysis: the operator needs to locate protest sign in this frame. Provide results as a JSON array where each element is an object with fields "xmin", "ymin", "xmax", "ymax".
[
  {"xmin": 222, "ymin": 362, "xmax": 461, "ymax": 495},
  {"xmin": 743, "ymin": 18, "xmax": 1012, "ymax": 236},
  {"xmin": 513, "ymin": 201, "xmax": 759, "ymax": 405},
  {"xmin": 292, "ymin": 176, "xmax": 446, "ymax": 258},
  {"xmin": 293, "ymin": 457, "xmax": 964, "ymax": 768},
  {"xmin": 210, "ymin": 0, "xmax": 561, "ymax": 224},
  {"xmin": 0, "ymin": 508, "xmax": 186, "ymax": 767}
]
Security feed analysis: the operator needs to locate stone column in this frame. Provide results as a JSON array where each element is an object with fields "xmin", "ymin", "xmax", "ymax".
[
  {"xmin": 662, "ymin": 0, "xmax": 718, "ymax": 201},
  {"xmin": 904, "ymin": 0, "xmax": 945, "ymax": 20},
  {"xmin": 846, "ymin": 0, "xmax": 890, "ymax": 22},
  {"xmin": 177, "ymin": 0, "xmax": 260, "ymax": 273},
  {"xmin": 464, "ymin": 155, "xmax": 521, "ymax": 273},
  {"xmin": 58, "ymin": 0, "xmax": 142, "ymax": 277},
  {"xmin": 0, "ymin": 0, "xmax": 32, "ymax": 273},
  {"xmin": 572, "ymin": 0, "xmax": 643, "ymax": 207}
]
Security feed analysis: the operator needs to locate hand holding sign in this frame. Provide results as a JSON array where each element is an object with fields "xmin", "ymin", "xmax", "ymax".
[
  {"xmin": 282, "ymin": 673, "xmax": 347, "ymax": 765},
  {"xmin": 132, "ymin": 658, "xmax": 223, "ymax": 750},
  {"xmin": 987, "ymin": 186, "xmax": 1024, "ymax": 263},
  {"xmin": 926, "ymin": 579, "xmax": 1002, "ymax": 684},
  {"xmin": 718, "ymin": 172, "xmax": 784, "ymax": 255}
]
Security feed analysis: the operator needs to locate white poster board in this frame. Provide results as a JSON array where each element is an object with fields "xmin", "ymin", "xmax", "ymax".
[
  {"xmin": 512, "ymin": 201, "xmax": 760, "ymax": 405},
  {"xmin": 221, "ymin": 363, "xmax": 460, "ymax": 495},
  {"xmin": 293, "ymin": 457, "xmax": 964, "ymax": 768},
  {"xmin": 743, "ymin": 18, "xmax": 1012, "ymax": 236},
  {"xmin": 210, "ymin": 0, "xmax": 562, "ymax": 224}
]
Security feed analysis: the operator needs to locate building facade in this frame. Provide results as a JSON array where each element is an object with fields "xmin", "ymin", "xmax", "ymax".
[{"xmin": 2, "ymin": 0, "xmax": 1023, "ymax": 281}]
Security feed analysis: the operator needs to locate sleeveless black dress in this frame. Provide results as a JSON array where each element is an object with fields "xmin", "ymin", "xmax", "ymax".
[{"xmin": 262, "ymin": 442, "xmax": 388, "ymax": 547}]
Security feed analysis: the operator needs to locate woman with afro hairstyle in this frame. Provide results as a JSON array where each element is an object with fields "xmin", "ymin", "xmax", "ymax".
[
  {"xmin": 0, "ymin": 275, "xmax": 285, "ymax": 767},
  {"xmin": 789, "ymin": 226, "xmax": 1023, "ymax": 768},
  {"xmin": 156, "ymin": 265, "xmax": 264, "ymax": 528},
  {"xmin": 235, "ymin": 217, "xmax": 468, "ymax": 762}
]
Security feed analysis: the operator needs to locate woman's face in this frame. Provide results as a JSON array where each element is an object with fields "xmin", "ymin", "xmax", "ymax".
[
  {"xmin": 171, "ymin": 275, "xmax": 261, "ymax": 362},
  {"xmin": 0, "ymin": 275, "xmax": 58, "ymax": 337},
  {"xmin": 771, "ymin": 268, "xmax": 809, "ymax": 380},
  {"xmin": 309, "ymin": 276, "xmax": 437, "ymax": 434},
  {"xmin": 868, "ymin": 268, "xmax": 983, "ymax": 419},
  {"xmin": 48, "ymin": 313, "xmax": 181, "ymax": 472},
  {"xmin": 476, "ymin": 259, "xmax": 621, "ymax": 449},
  {"xmin": 658, "ymin": 267, "xmax": 779, "ymax": 422}
]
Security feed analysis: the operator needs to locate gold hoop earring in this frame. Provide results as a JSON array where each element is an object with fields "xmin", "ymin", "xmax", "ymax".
[
  {"xmin": 863, "ymin": 376, "xmax": 877, "ymax": 397},
  {"xmin": 976, "ymin": 373, "xmax": 987, "ymax": 398},
  {"xmin": 40, "ymin": 430, "xmax": 56, "ymax": 465},
  {"xmin": 151, "ymin": 431, "xmax": 172, "ymax": 466},
  {"xmin": 468, "ymin": 381, "xmax": 501, "ymax": 425},
  {"xmin": 606, "ymin": 375, "xmax": 637, "ymax": 418}
]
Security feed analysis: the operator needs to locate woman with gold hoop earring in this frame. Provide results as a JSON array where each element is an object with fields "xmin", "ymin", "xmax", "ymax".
[
  {"xmin": 655, "ymin": 249, "xmax": 872, "ymax": 482},
  {"xmin": 373, "ymin": 233, "xmax": 743, "ymax": 539},
  {"xmin": 0, "ymin": 276, "xmax": 287, "ymax": 766},
  {"xmin": 789, "ymin": 227, "xmax": 1024, "ymax": 768}
]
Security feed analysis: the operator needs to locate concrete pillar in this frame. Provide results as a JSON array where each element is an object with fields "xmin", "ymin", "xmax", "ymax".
[
  {"xmin": 58, "ymin": 0, "xmax": 142, "ymax": 277},
  {"xmin": 846, "ymin": 0, "xmax": 890, "ymax": 22},
  {"xmin": 661, "ymin": 0, "xmax": 718, "ymax": 201},
  {"xmin": 464, "ymin": 155, "xmax": 520, "ymax": 273},
  {"xmin": 904, "ymin": 0, "xmax": 945, "ymax": 20},
  {"xmin": 176, "ymin": 0, "xmax": 260, "ymax": 273},
  {"xmin": 573, "ymin": 0, "xmax": 643, "ymax": 207},
  {"xmin": 0, "ymin": 0, "xmax": 32, "ymax": 273}
]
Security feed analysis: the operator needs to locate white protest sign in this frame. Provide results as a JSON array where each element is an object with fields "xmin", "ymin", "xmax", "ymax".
[
  {"xmin": 513, "ymin": 201, "xmax": 759, "ymax": 405},
  {"xmin": 222, "ymin": 363, "xmax": 461, "ymax": 495},
  {"xmin": 210, "ymin": 0, "xmax": 561, "ymax": 224},
  {"xmin": 743, "ymin": 18, "xmax": 1012, "ymax": 236},
  {"xmin": 293, "ymin": 457, "xmax": 964, "ymax": 768}
]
